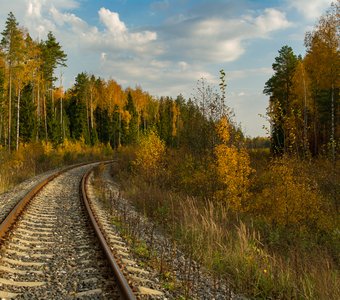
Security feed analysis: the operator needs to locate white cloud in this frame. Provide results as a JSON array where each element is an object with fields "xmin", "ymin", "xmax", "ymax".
[
  {"xmin": 99, "ymin": 8, "xmax": 127, "ymax": 35},
  {"xmin": 98, "ymin": 7, "xmax": 157, "ymax": 45},
  {"xmin": 178, "ymin": 61, "xmax": 188, "ymax": 71},
  {"xmin": 0, "ymin": 1, "xmax": 295, "ymax": 136},
  {"xmin": 27, "ymin": 0, "xmax": 43, "ymax": 18},
  {"xmin": 101, "ymin": 52, "xmax": 107, "ymax": 61},
  {"xmin": 50, "ymin": 6, "xmax": 88, "ymax": 32},
  {"xmin": 254, "ymin": 8, "xmax": 291, "ymax": 33},
  {"xmin": 158, "ymin": 8, "xmax": 291, "ymax": 64},
  {"xmin": 286, "ymin": 0, "xmax": 333, "ymax": 20},
  {"xmin": 94, "ymin": 7, "xmax": 157, "ymax": 50},
  {"xmin": 25, "ymin": 0, "xmax": 79, "ymax": 18}
]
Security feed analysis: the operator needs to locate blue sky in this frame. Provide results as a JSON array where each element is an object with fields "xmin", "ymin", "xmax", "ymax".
[{"xmin": 0, "ymin": 0, "xmax": 333, "ymax": 136}]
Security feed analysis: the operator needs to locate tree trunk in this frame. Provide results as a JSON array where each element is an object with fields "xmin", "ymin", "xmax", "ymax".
[
  {"xmin": 43, "ymin": 95, "xmax": 48, "ymax": 140},
  {"xmin": 8, "ymin": 66, "xmax": 12, "ymax": 151},
  {"xmin": 0, "ymin": 112, "xmax": 3, "ymax": 144},
  {"xmin": 60, "ymin": 72, "xmax": 64, "ymax": 140},
  {"xmin": 16, "ymin": 88, "xmax": 21, "ymax": 151},
  {"xmin": 90, "ymin": 91, "xmax": 93, "ymax": 129},
  {"xmin": 86, "ymin": 96, "xmax": 90, "ymax": 135},
  {"xmin": 36, "ymin": 78, "xmax": 40, "ymax": 141},
  {"xmin": 118, "ymin": 110, "xmax": 121, "ymax": 147},
  {"xmin": 331, "ymin": 83, "xmax": 335, "ymax": 164},
  {"xmin": 302, "ymin": 67, "xmax": 308, "ymax": 155},
  {"xmin": 60, "ymin": 94, "xmax": 63, "ymax": 140}
]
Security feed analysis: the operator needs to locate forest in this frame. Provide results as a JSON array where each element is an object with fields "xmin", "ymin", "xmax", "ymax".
[{"xmin": 0, "ymin": 1, "xmax": 339, "ymax": 299}]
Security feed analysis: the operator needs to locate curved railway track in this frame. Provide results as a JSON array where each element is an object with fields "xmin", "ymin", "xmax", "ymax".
[{"xmin": 0, "ymin": 162, "xmax": 137, "ymax": 299}]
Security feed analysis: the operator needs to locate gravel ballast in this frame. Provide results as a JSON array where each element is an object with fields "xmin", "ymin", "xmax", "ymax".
[{"xmin": 0, "ymin": 164, "xmax": 121, "ymax": 299}]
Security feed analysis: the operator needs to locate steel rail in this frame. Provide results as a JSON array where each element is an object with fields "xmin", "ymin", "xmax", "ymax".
[
  {"xmin": 80, "ymin": 163, "xmax": 136, "ymax": 300},
  {"xmin": 0, "ymin": 162, "xmax": 93, "ymax": 243}
]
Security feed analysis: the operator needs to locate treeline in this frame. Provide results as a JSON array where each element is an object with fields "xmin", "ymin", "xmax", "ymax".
[
  {"xmin": 0, "ymin": 12, "xmax": 248, "ymax": 153},
  {"xmin": 63, "ymin": 72, "xmax": 245, "ymax": 155},
  {"xmin": 0, "ymin": 12, "xmax": 67, "ymax": 151},
  {"xmin": 264, "ymin": 2, "xmax": 339, "ymax": 157},
  {"xmin": 0, "ymin": 12, "xmax": 68, "ymax": 151}
]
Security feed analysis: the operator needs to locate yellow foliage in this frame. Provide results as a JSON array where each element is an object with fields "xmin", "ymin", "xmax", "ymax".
[
  {"xmin": 0, "ymin": 141, "xmax": 113, "ymax": 194},
  {"xmin": 122, "ymin": 110, "xmax": 131, "ymax": 126},
  {"xmin": 215, "ymin": 144, "xmax": 253, "ymax": 211},
  {"xmin": 171, "ymin": 102, "xmax": 180, "ymax": 137},
  {"xmin": 255, "ymin": 157, "xmax": 324, "ymax": 229},
  {"xmin": 216, "ymin": 116, "xmax": 230, "ymax": 143},
  {"xmin": 56, "ymin": 138, "xmax": 86, "ymax": 161},
  {"xmin": 53, "ymin": 87, "xmax": 64, "ymax": 100},
  {"xmin": 42, "ymin": 141, "xmax": 54, "ymax": 155},
  {"xmin": 133, "ymin": 131, "xmax": 165, "ymax": 178}
]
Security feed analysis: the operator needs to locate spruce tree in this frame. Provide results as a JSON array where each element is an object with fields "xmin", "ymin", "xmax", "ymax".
[
  {"xmin": 123, "ymin": 92, "xmax": 138, "ymax": 145},
  {"xmin": 20, "ymin": 84, "xmax": 36, "ymax": 143}
]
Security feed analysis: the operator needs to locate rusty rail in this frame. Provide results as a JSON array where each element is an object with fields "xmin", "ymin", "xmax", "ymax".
[
  {"xmin": 0, "ymin": 162, "xmax": 89, "ymax": 242},
  {"xmin": 0, "ymin": 161, "xmax": 112, "ymax": 242},
  {"xmin": 80, "ymin": 163, "xmax": 136, "ymax": 300}
]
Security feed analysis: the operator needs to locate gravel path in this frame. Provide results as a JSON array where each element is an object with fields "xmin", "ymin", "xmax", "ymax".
[
  {"xmin": 0, "ymin": 168, "xmax": 63, "ymax": 224},
  {"xmin": 0, "ymin": 165, "xmax": 121, "ymax": 299}
]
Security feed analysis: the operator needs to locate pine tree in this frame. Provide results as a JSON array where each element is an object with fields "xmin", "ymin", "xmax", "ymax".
[
  {"xmin": 264, "ymin": 45, "xmax": 298, "ymax": 155},
  {"xmin": 40, "ymin": 31, "xmax": 67, "ymax": 141},
  {"xmin": 40, "ymin": 32, "xmax": 67, "ymax": 85}
]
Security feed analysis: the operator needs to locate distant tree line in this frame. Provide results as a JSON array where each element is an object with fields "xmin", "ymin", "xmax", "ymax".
[
  {"xmin": 0, "ymin": 12, "xmax": 248, "ymax": 154},
  {"xmin": 3, "ymin": 3, "xmax": 337, "ymax": 158}
]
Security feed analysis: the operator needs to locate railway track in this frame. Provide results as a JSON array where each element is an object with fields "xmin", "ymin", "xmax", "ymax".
[{"xmin": 0, "ymin": 163, "xmax": 138, "ymax": 299}]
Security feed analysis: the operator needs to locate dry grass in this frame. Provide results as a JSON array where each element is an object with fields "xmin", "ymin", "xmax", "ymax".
[
  {"xmin": 0, "ymin": 140, "xmax": 113, "ymax": 194},
  {"xmin": 112, "ymin": 147, "xmax": 340, "ymax": 299}
]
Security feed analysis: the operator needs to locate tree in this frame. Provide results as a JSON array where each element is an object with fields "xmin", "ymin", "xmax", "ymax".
[
  {"xmin": 256, "ymin": 157, "xmax": 323, "ymax": 229},
  {"xmin": 40, "ymin": 31, "xmax": 67, "ymax": 141},
  {"xmin": 14, "ymin": 31, "xmax": 35, "ymax": 150},
  {"xmin": 214, "ymin": 111, "xmax": 252, "ymax": 211},
  {"xmin": 304, "ymin": 1, "xmax": 339, "ymax": 158},
  {"xmin": 290, "ymin": 59, "xmax": 314, "ymax": 156},
  {"xmin": 94, "ymin": 106, "xmax": 110, "ymax": 144},
  {"xmin": 1, "ymin": 12, "xmax": 24, "ymax": 150},
  {"xmin": 133, "ymin": 130, "xmax": 165, "ymax": 180},
  {"xmin": 157, "ymin": 97, "xmax": 173, "ymax": 145},
  {"xmin": 40, "ymin": 31, "xmax": 67, "ymax": 85},
  {"xmin": 264, "ymin": 45, "xmax": 298, "ymax": 154},
  {"xmin": 66, "ymin": 73, "xmax": 90, "ymax": 142},
  {"xmin": 20, "ymin": 84, "xmax": 36, "ymax": 142},
  {"xmin": 0, "ymin": 52, "xmax": 5, "ymax": 145},
  {"xmin": 123, "ymin": 91, "xmax": 138, "ymax": 145}
]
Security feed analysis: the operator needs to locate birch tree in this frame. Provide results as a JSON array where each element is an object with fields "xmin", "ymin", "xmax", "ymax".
[
  {"xmin": 1, "ymin": 12, "xmax": 23, "ymax": 151},
  {"xmin": 304, "ymin": 1, "xmax": 339, "ymax": 159}
]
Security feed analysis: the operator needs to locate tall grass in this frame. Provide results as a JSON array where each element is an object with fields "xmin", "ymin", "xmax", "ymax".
[{"xmin": 112, "ymin": 147, "xmax": 339, "ymax": 299}]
